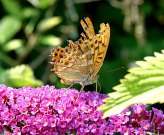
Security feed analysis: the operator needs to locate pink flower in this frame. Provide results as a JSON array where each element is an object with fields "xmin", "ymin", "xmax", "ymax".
[{"xmin": 0, "ymin": 85, "xmax": 163, "ymax": 135}]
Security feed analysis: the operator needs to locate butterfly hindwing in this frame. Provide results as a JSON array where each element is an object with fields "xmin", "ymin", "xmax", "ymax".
[{"xmin": 50, "ymin": 41, "xmax": 93, "ymax": 85}]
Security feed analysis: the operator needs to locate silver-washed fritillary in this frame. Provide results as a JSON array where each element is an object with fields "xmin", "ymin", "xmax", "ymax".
[{"xmin": 50, "ymin": 17, "xmax": 110, "ymax": 90}]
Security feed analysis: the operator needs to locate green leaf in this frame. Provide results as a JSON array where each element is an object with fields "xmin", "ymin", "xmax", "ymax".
[
  {"xmin": 39, "ymin": 35, "xmax": 62, "ymax": 46},
  {"xmin": 98, "ymin": 50, "xmax": 164, "ymax": 118},
  {"xmin": 37, "ymin": 16, "xmax": 62, "ymax": 32},
  {"xmin": 27, "ymin": 0, "xmax": 56, "ymax": 8},
  {"xmin": 3, "ymin": 39, "xmax": 24, "ymax": 52},
  {"xmin": 22, "ymin": 8, "xmax": 39, "ymax": 19},
  {"xmin": 0, "ymin": 16, "xmax": 22, "ymax": 44},
  {"xmin": 3, "ymin": 65, "xmax": 43, "ymax": 88},
  {"xmin": 1, "ymin": 0, "xmax": 22, "ymax": 18}
]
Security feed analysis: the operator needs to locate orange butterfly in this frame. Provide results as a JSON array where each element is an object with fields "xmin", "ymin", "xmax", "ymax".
[{"xmin": 50, "ymin": 17, "xmax": 110, "ymax": 90}]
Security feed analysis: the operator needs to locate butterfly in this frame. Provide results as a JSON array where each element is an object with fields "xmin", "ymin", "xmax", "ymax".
[{"xmin": 50, "ymin": 17, "xmax": 110, "ymax": 90}]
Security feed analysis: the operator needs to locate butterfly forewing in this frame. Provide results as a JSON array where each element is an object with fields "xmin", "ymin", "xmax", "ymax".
[
  {"xmin": 80, "ymin": 17, "xmax": 95, "ymax": 39},
  {"xmin": 93, "ymin": 23, "xmax": 110, "ymax": 76},
  {"xmin": 80, "ymin": 18, "xmax": 110, "ymax": 76}
]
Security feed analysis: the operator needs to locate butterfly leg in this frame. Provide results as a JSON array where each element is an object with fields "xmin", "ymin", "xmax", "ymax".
[
  {"xmin": 97, "ymin": 80, "xmax": 101, "ymax": 92},
  {"xmin": 67, "ymin": 84, "xmax": 74, "ymax": 89},
  {"xmin": 96, "ymin": 81, "xmax": 98, "ymax": 92},
  {"xmin": 80, "ymin": 85, "xmax": 85, "ymax": 91}
]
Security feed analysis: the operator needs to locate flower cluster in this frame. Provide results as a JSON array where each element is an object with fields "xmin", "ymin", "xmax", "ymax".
[
  {"xmin": 0, "ymin": 85, "xmax": 163, "ymax": 135},
  {"xmin": 109, "ymin": 104, "xmax": 164, "ymax": 134}
]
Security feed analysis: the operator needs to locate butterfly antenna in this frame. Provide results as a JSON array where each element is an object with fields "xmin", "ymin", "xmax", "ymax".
[
  {"xmin": 97, "ymin": 80, "xmax": 101, "ymax": 92},
  {"xmin": 80, "ymin": 85, "xmax": 85, "ymax": 91},
  {"xmin": 106, "ymin": 67, "xmax": 124, "ymax": 73}
]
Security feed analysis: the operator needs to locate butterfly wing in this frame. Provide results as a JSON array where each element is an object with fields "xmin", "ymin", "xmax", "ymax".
[
  {"xmin": 50, "ymin": 40, "xmax": 93, "ymax": 85},
  {"xmin": 92, "ymin": 23, "xmax": 110, "ymax": 76},
  {"xmin": 80, "ymin": 17, "xmax": 110, "ymax": 76}
]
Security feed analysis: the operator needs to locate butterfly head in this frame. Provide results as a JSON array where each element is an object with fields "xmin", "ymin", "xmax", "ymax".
[{"xmin": 82, "ymin": 74, "xmax": 99, "ymax": 86}]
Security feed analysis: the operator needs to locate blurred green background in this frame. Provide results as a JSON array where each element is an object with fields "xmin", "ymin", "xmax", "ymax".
[{"xmin": 0, "ymin": 0, "xmax": 163, "ymax": 93}]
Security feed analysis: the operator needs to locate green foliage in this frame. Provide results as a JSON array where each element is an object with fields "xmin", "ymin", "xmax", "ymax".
[
  {"xmin": 0, "ymin": 16, "xmax": 21, "ymax": 45},
  {"xmin": 99, "ymin": 50, "xmax": 164, "ymax": 117},
  {"xmin": 37, "ymin": 17, "xmax": 62, "ymax": 32},
  {"xmin": 0, "ymin": 65, "xmax": 43, "ymax": 88}
]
